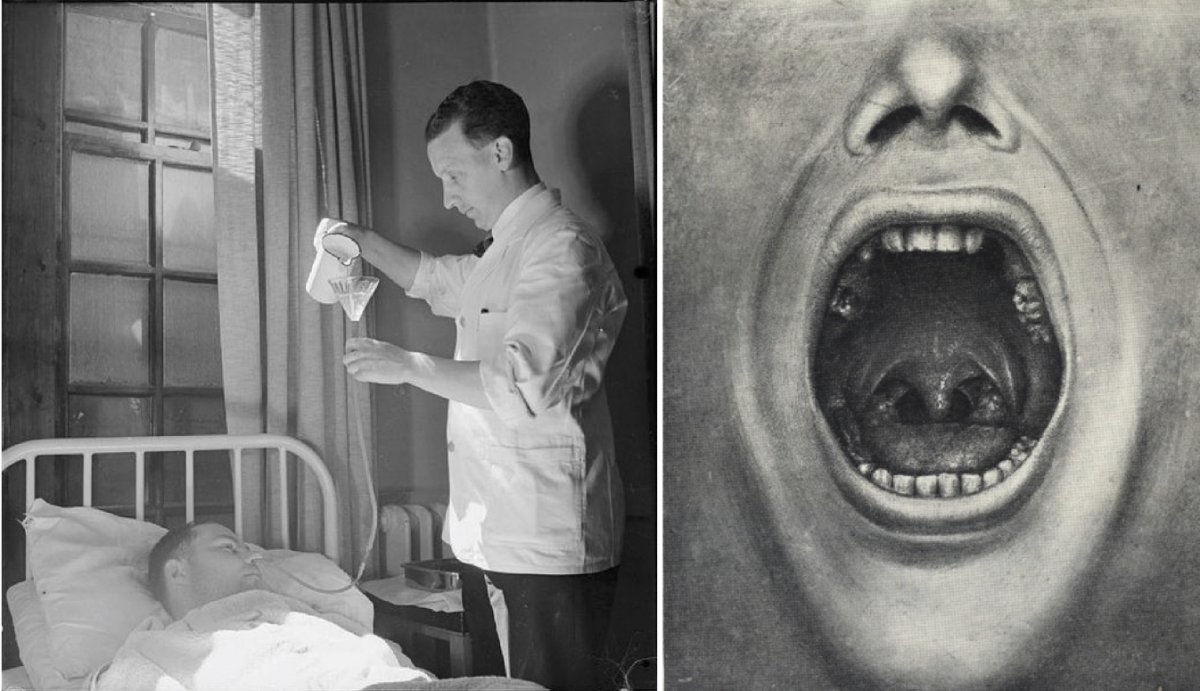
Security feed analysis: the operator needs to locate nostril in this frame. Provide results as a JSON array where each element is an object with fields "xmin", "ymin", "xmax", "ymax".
[
  {"xmin": 949, "ymin": 105, "xmax": 1000, "ymax": 139},
  {"xmin": 866, "ymin": 105, "xmax": 921, "ymax": 145},
  {"xmin": 864, "ymin": 104, "xmax": 1001, "ymax": 147},
  {"xmin": 844, "ymin": 36, "xmax": 1020, "ymax": 154}
]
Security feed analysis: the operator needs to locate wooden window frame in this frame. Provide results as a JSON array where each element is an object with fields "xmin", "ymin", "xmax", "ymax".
[{"xmin": 60, "ymin": 3, "xmax": 227, "ymax": 524}]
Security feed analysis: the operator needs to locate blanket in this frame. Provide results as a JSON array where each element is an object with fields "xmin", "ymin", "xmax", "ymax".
[{"xmin": 93, "ymin": 589, "xmax": 434, "ymax": 691}]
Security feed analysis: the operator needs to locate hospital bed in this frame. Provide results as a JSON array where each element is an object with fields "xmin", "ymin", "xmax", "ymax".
[{"xmin": 0, "ymin": 434, "xmax": 537, "ymax": 691}]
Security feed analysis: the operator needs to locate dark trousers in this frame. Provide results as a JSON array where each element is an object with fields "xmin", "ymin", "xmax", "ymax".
[{"xmin": 460, "ymin": 564, "xmax": 620, "ymax": 690}]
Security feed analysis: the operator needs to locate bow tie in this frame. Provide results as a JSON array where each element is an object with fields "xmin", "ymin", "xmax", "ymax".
[{"xmin": 472, "ymin": 236, "xmax": 494, "ymax": 258}]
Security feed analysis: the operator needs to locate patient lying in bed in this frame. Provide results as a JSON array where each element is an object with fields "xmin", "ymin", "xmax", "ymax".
[{"xmin": 91, "ymin": 523, "xmax": 437, "ymax": 691}]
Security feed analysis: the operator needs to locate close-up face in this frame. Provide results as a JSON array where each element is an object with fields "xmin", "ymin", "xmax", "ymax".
[
  {"xmin": 426, "ymin": 122, "xmax": 507, "ymax": 230},
  {"xmin": 664, "ymin": 0, "xmax": 1200, "ymax": 688},
  {"xmin": 182, "ymin": 523, "xmax": 262, "ymax": 607}
]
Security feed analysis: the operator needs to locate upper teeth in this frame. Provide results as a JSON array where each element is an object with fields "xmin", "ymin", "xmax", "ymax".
[{"xmin": 881, "ymin": 225, "xmax": 984, "ymax": 254}]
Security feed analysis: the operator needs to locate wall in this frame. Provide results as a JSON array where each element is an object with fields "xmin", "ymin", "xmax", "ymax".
[
  {"xmin": 2, "ymin": 3, "xmax": 64, "ymax": 668},
  {"xmin": 362, "ymin": 3, "xmax": 655, "ymax": 683},
  {"xmin": 363, "ymin": 4, "xmax": 492, "ymax": 500}
]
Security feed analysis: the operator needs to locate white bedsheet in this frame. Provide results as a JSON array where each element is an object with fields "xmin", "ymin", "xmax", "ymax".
[
  {"xmin": 2, "ymin": 666, "xmax": 32, "ymax": 691},
  {"xmin": 93, "ymin": 589, "xmax": 433, "ymax": 691}
]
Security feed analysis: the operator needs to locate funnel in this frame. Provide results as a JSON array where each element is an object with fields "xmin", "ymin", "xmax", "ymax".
[{"xmin": 329, "ymin": 276, "xmax": 379, "ymax": 322}]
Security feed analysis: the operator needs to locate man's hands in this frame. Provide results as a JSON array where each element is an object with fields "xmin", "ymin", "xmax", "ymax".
[
  {"xmin": 343, "ymin": 337, "xmax": 414, "ymax": 385},
  {"xmin": 327, "ymin": 221, "xmax": 368, "ymax": 247},
  {"xmin": 342, "ymin": 337, "xmax": 493, "ymax": 410}
]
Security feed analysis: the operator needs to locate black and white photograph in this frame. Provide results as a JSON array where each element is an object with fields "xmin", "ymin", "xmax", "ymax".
[
  {"xmin": 6, "ymin": 0, "xmax": 1200, "ymax": 689},
  {"xmin": 2, "ymin": 3, "xmax": 655, "ymax": 690},
  {"xmin": 663, "ymin": 0, "xmax": 1200, "ymax": 688}
]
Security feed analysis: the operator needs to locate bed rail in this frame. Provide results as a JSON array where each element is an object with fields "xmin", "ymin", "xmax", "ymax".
[{"xmin": 2, "ymin": 434, "xmax": 339, "ymax": 563}]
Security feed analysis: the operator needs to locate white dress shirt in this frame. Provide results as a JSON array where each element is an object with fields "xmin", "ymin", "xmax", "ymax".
[{"xmin": 408, "ymin": 184, "xmax": 627, "ymax": 575}]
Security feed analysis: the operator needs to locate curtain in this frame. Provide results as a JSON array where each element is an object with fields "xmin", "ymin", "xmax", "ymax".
[{"xmin": 210, "ymin": 3, "xmax": 376, "ymax": 577}]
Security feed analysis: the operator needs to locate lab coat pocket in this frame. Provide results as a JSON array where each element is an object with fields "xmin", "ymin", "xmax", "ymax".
[
  {"xmin": 484, "ymin": 444, "xmax": 583, "ymax": 546},
  {"xmin": 473, "ymin": 311, "xmax": 509, "ymax": 365}
]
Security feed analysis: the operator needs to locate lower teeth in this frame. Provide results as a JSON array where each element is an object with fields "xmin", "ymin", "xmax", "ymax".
[{"xmin": 855, "ymin": 436, "xmax": 1037, "ymax": 498}]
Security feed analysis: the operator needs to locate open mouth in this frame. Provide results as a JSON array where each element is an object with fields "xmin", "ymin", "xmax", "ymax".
[{"xmin": 810, "ymin": 190, "xmax": 1067, "ymax": 530}]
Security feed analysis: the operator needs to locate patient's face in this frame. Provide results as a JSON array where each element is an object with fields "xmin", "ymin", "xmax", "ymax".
[{"xmin": 182, "ymin": 524, "xmax": 262, "ymax": 607}]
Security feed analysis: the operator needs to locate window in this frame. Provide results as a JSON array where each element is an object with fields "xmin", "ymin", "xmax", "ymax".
[{"xmin": 61, "ymin": 3, "xmax": 229, "ymax": 526}]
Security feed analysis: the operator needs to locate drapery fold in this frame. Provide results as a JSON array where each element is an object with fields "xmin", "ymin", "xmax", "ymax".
[{"xmin": 210, "ymin": 3, "xmax": 376, "ymax": 577}]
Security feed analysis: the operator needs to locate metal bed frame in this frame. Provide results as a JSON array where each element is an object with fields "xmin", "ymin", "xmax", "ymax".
[{"xmin": 1, "ymin": 434, "xmax": 340, "ymax": 566}]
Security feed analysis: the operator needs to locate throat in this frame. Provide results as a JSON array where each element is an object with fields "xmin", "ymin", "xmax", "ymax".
[{"xmin": 816, "ymin": 229, "xmax": 1062, "ymax": 496}]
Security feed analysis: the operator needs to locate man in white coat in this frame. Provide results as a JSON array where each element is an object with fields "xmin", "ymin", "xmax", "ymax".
[{"xmin": 336, "ymin": 80, "xmax": 626, "ymax": 691}]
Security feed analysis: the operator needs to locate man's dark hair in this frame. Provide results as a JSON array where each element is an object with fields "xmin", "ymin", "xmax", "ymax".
[
  {"xmin": 148, "ymin": 523, "xmax": 197, "ymax": 603},
  {"xmin": 425, "ymin": 80, "xmax": 533, "ymax": 168}
]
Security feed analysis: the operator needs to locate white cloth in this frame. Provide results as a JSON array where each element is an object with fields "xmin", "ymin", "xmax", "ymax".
[
  {"xmin": 91, "ymin": 589, "xmax": 432, "ymax": 691},
  {"xmin": 408, "ymin": 184, "xmax": 627, "ymax": 575}
]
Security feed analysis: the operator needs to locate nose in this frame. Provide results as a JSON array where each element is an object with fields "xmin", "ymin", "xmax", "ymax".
[
  {"xmin": 442, "ymin": 184, "xmax": 456, "ymax": 211},
  {"xmin": 844, "ymin": 34, "xmax": 1018, "ymax": 154}
]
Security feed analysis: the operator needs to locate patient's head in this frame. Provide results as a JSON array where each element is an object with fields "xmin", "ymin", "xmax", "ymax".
[{"xmin": 149, "ymin": 522, "xmax": 263, "ymax": 619}]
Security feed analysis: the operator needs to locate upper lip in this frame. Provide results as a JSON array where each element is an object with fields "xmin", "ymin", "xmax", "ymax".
[{"xmin": 814, "ymin": 187, "xmax": 1065, "ymax": 535}]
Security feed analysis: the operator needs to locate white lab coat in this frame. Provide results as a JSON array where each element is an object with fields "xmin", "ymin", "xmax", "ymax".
[{"xmin": 408, "ymin": 184, "xmax": 627, "ymax": 575}]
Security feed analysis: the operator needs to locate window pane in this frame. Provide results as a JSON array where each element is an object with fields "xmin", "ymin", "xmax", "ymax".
[
  {"xmin": 157, "ymin": 134, "xmax": 212, "ymax": 155},
  {"xmin": 163, "ymin": 280, "xmax": 222, "ymax": 386},
  {"xmin": 68, "ymin": 395, "xmax": 153, "ymax": 437},
  {"xmin": 164, "ymin": 396, "xmax": 230, "ymax": 507},
  {"xmin": 163, "ymin": 166, "xmax": 216, "ymax": 272},
  {"xmin": 163, "ymin": 395, "xmax": 225, "ymax": 435},
  {"xmin": 155, "ymin": 28, "xmax": 211, "ymax": 133},
  {"xmin": 65, "ymin": 11, "xmax": 143, "ymax": 121},
  {"xmin": 69, "ymin": 153, "xmax": 150, "ymax": 265},
  {"xmin": 69, "ymin": 274, "xmax": 150, "ymax": 385},
  {"xmin": 84, "ymin": 453, "xmax": 140, "ymax": 510},
  {"xmin": 65, "ymin": 121, "xmax": 142, "ymax": 142}
]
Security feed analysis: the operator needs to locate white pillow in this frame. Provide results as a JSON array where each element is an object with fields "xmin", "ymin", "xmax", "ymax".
[
  {"xmin": 22, "ymin": 499, "xmax": 370, "ymax": 680},
  {"xmin": 6, "ymin": 579, "xmax": 75, "ymax": 691},
  {"xmin": 24, "ymin": 499, "xmax": 168, "ymax": 680}
]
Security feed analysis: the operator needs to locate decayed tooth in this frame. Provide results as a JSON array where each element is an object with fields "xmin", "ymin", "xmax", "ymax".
[
  {"xmin": 961, "ymin": 473, "xmax": 983, "ymax": 494},
  {"xmin": 998, "ymin": 459, "xmax": 1016, "ymax": 477},
  {"xmin": 1008, "ymin": 446, "xmax": 1029, "ymax": 464},
  {"xmin": 882, "ymin": 228, "xmax": 905, "ymax": 252},
  {"xmin": 964, "ymin": 228, "xmax": 984, "ymax": 254},
  {"xmin": 982, "ymin": 468, "xmax": 1001, "ymax": 487},
  {"xmin": 872, "ymin": 467, "xmax": 893, "ymax": 489},
  {"xmin": 858, "ymin": 463, "xmax": 875, "ymax": 476},
  {"xmin": 908, "ymin": 225, "xmax": 935, "ymax": 251},
  {"xmin": 892, "ymin": 474, "xmax": 914, "ymax": 495},
  {"xmin": 1013, "ymin": 279, "xmax": 1045, "ymax": 318},
  {"xmin": 938, "ymin": 473, "xmax": 960, "ymax": 497},
  {"xmin": 830, "ymin": 285, "xmax": 856, "ymax": 319},
  {"xmin": 858, "ymin": 242, "xmax": 876, "ymax": 262},
  {"xmin": 915, "ymin": 475, "xmax": 939, "ymax": 497},
  {"xmin": 1028, "ymin": 324, "xmax": 1054, "ymax": 344},
  {"xmin": 935, "ymin": 225, "xmax": 962, "ymax": 252}
]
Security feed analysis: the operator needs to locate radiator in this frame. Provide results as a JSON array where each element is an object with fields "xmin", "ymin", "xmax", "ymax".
[{"xmin": 378, "ymin": 502, "xmax": 449, "ymax": 575}]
